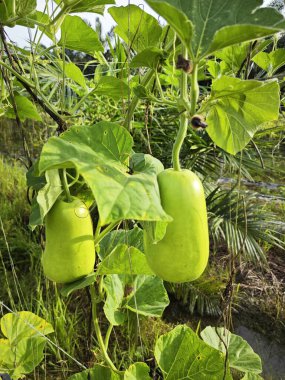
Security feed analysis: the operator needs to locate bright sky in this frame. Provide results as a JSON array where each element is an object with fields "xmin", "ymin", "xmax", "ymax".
[
  {"xmin": 5, "ymin": 0, "xmax": 278, "ymax": 48},
  {"xmin": 5, "ymin": 0, "xmax": 157, "ymax": 47}
]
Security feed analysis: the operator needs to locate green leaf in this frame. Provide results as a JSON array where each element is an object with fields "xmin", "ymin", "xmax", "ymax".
[
  {"xmin": 38, "ymin": 123, "xmax": 170, "ymax": 225},
  {"xmin": 215, "ymin": 43, "xmax": 250, "ymax": 74},
  {"xmin": 252, "ymin": 48, "xmax": 285, "ymax": 75},
  {"xmin": 16, "ymin": 0, "xmax": 36, "ymax": 18},
  {"xmin": 241, "ymin": 373, "xmax": 263, "ymax": 380},
  {"xmin": 95, "ymin": 76, "xmax": 129, "ymax": 100},
  {"xmin": 60, "ymin": 273, "xmax": 97, "ymax": 297},
  {"xmin": 103, "ymin": 275, "xmax": 126, "ymax": 325},
  {"xmin": 145, "ymin": 0, "xmax": 285, "ymax": 59},
  {"xmin": 203, "ymin": 76, "xmax": 280, "ymax": 154},
  {"xmin": 133, "ymin": 85, "xmax": 151, "ymax": 100},
  {"xmin": 143, "ymin": 220, "xmax": 168, "ymax": 244},
  {"xmin": 155, "ymin": 325, "xmax": 232, "ymax": 379},
  {"xmin": 125, "ymin": 275, "xmax": 169, "ymax": 317},
  {"xmin": 68, "ymin": 364, "xmax": 122, "ymax": 380},
  {"xmin": 0, "ymin": 1, "xmax": 14, "ymax": 24},
  {"xmin": 59, "ymin": 62, "xmax": 87, "ymax": 89},
  {"xmin": 131, "ymin": 47, "xmax": 166, "ymax": 69},
  {"xmin": 0, "ymin": 339, "xmax": 11, "ymax": 362},
  {"xmin": 0, "ymin": 0, "xmax": 39, "ymax": 27},
  {"xmin": 109, "ymin": 5, "xmax": 162, "ymax": 52},
  {"xmin": 124, "ymin": 362, "xmax": 151, "ymax": 380},
  {"xmin": 59, "ymin": 15, "xmax": 103, "ymax": 55},
  {"xmin": 1, "ymin": 311, "xmax": 53, "ymax": 345},
  {"xmin": 6, "ymin": 95, "xmax": 42, "ymax": 122},
  {"xmin": 99, "ymin": 226, "xmax": 144, "ymax": 260},
  {"xmin": 130, "ymin": 152, "xmax": 164, "ymax": 175},
  {"xmin": 98, "ymin": 244, "xmax": 153, "ymax": 275},
  {"xmin": 8, "ymin": 337, "xmax": 46, "ymax": 378},
  {"xmin": 62, "ymin": 0, "xmax": 115, "ymax": 14},
  {"xmin": 29, "ymin": 169, "xmax": 62, "ymax": 229},
  {"xmin": 26, "ymin": 160, "xmax": 46, "ymax": 191},
  {"xmin": 201, "ymin": 326, "xmax": 262, "ymax": 374}
]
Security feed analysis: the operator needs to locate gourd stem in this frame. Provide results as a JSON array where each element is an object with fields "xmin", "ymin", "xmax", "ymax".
[
  {"xmin": 172, "ymin": 46, "xmax": 188, "ymax": 171},
  {"xmin": 90, "ymin": 286, "xmax": 122, "ymax": 374},
  {"xmin": 59, "ymin": 169, "xmax": 72, "ymax": 202},
  {"xmin": 66, "ymin": 168, "xmax": 80, "ymax": 188}
]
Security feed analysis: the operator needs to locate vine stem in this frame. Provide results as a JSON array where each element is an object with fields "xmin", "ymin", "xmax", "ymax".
[
  {"xmin": 94, "ymin": 221, "xmax": 120, "ymax": 246},
  {"xmin": 89, "ymin": 286, "xmax": 122, "ymax": 374},
  {"xmin": 172, "ymin": 46, "xmax": 189, "ymax": 171},
  {"xmin": 190, "ymin": 62, "xmax": 199, "ymax": 115},
  {"xmin": 104, "ymin": 324, "xmax": 113, "ymax": 351},
  {"xmin": 59, "ymin": 169, "xmax": 72, "ymax": 202}
]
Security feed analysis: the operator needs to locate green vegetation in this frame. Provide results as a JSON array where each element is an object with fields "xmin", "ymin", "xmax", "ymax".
[{"xmin": 0, "ymin": 0, "xmax": 285, "ymax": 379}]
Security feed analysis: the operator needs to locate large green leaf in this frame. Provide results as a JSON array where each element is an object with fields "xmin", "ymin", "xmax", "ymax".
[
  {"xmin": 0, "ymin": 312, "xmax": 53, "ymax": 378},
  {"xmin": 155, "ymin": 325, "xmax": 232, "ymax": 379},
  {"xmin": 59, "ymin": 15, "xmax": 103, "ymax": 55},
  {"xmin": 59, "ymin": 62, "xmax": 87, "ymax": 90},
  {"xmin": 6, "ymin": 95, "xmax": 42, "ymax": 122},
  {"xmin": 103, "ymin": 275, "xmax": 126, "ymax": 326},
  {"xmin": 124, "ymin": 362, "xmax": 151, "ymax": 380},
  {"xmin": 68, "ymin": 364, "xmax": 122, "ymax": 380},
  {"xmin": 145, "ymin": 0, "xmax": 285, "ymax": 59},
  {"xmin": 202, "ymin": 76, "xmax": 279, "ymax": 154},
  {"xmin": 109, "ymin": 5, "xmax": 162, "ymax": 52},
  {"xmin": 29, "ymin": 169, "xmax": 62, "ymax": 229},
  {"xmin": 60, "ymin": 273, "xmax": 97, "ymax": 297},
  {"xmin": 97, "ymin": 244, "xmax": 154, "ymax": 275},
  {"xmin": 0, "ymin": 0, "xmax": 14, "ymax": 24},
  {"xmin": 131, "ymin": 47, "xmax": 166, "ymax": 69},
  {"xmin": 214, "ymin": 43, "xmax": 250, "ymax": 75},
  {"xmin": 38, "ymin": 122, "xmax": 170, "ymax": 225},
  {"xmin": 1, "ymin": 311, "xmax": 53, "ymax": 345},
  {"xmin": 0, "ymin": 336, "xmax": 47, "ymax": 378},
  {"xmin": 252, "ymin": 48, "xmax": 285, "ymax": 76},
  {"xmin": 99, "ymin": 226, "xmax": 144, "ymax": 259},
  {"xmin": 201, "ymin": 326, "xmax": 262, "ymax": 374},
  {"xmin": 125, "ymin": 275, "xmax": 169, "ymax": 317},
  {"xmin": 95, "ymin": 76, "xmax": 129, "ymax": 100},
  {"xmin": 0, "ymin": 0, "xmax": 36, "ymax": 26},
  {"xmin": 103, "ymin": 274, "xmax": 169, "ymax": 323},
  {"xmin": 61, "ymin": 0, "xmax": 115, "ymax": 14}
]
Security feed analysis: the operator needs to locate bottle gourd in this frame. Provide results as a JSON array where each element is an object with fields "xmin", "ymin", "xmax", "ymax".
[
  {"xmin": 42, "ymin": 197, "xmax": 95, "ymax": 283},
  {"xmin": 144, "ymin": 169, "xmax": 209, "ymax": 283}
]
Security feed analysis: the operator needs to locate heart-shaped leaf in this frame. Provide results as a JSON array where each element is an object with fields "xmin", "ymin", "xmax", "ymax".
[
  {"xmin": 59, "ymin": 15, "xmax": 103, "ymax": 55},
  {"xmin": 145, "ymin": 0, "xmax": 285, "ymax": 59},
  {"xmin": 201, "ymin": 326, "xmax": 262, "ymax": 374},
  {"xmin": 155, "ymin": 325, "xmax": 232, "ymax": 379},
  {"xmin": 202, "ymin": 76, "xmax": 279, "ymax": 154},
  {"xmin": 97, "ymin": 244, "xmax": 153, "ymax": 275},
  {"xmin": 252, "ymin": 48, "xmax": 285, "ymax": 75},
  {"xmin": 109, "ymin": 5, "xmax": 162, "ymax": 52},
  {"xmin": 38, "ymin": 122, "xmax": 170, "ymax": 225}
]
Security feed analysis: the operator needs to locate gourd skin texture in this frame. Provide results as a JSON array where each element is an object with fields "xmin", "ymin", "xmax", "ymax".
[
  {"xmin": 144, "ymin": 169, "xmax": 209, "ymax": 283},
  {"xmin": 42, "ymin": 197, "xmax": 95, "ymax": 284}
]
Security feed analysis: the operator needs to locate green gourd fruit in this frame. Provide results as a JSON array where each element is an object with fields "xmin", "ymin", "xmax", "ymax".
[
  {"xmin": 42, "ymin": 197, "xmax": 95, "ymax": 283},
  {"xmin": 144, "ymin": 169, "xmax": 209, "ymax": 283}
]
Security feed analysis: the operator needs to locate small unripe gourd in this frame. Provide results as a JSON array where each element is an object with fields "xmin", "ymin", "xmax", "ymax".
[
  {"xmin": 144, "ymin": 169, "xmax": 209, "ymax": 283},
  {"xmin": 42, "ymin": 197, "xmax": 95, "ymax": 283}
]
